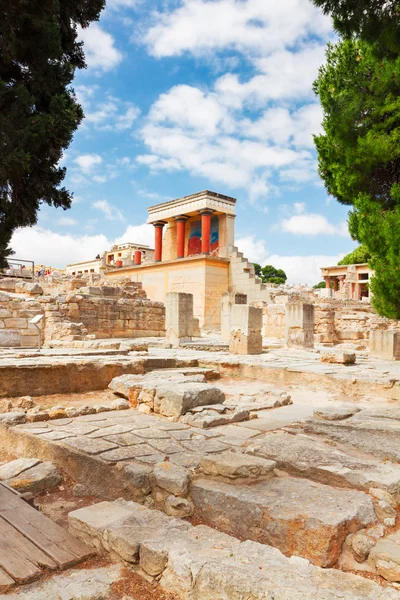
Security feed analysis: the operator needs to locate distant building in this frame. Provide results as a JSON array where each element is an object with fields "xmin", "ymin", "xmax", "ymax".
[
  {"xmin": 66, "ymin": 242, "xmax": 154, "ymax": 276},
  {"xmin": 320, "ymin": 263, "xmax": 372, "ymax": 301}
]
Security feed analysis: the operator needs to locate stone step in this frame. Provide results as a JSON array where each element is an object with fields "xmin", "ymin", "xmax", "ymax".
[
  {"xmin": 304, "ymin": 412, "xmax": 400, "ymax": 463},
  {"xmin": 191, "ymin": 475, "xmax": 376, "ymax": 567},
  {"xmin": 246, "ymin": 431, "xmax": 400, "ymax": 502},
  {"xmin": 68, "ymin": 499, "xmax": 398, "ymax": 599}
]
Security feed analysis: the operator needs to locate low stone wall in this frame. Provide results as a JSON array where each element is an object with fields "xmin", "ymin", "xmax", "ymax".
[
  {"xmin": 0, "ymin": 280, "xmax": 166, "ymax": 347},
  {"xmin": 0, "ymin": 292, "xmax": 43, "ymax": 348},
  {"xmin": 44, "ymin": 283, "xmax": 165, "ymax": 341},
  {"xmin": 261, "ymin": 298, "xmax": 399, "ymax": 345}
]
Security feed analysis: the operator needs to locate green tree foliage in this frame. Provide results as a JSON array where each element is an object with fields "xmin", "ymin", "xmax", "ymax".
[
  {"xmin": 311, "ymin": 0, "xmax": 400, "ymax": 54},
  {"xmin": 254, "ymin": 263, "xmax": 288, "ymax": 285},
  {"xmin": 313, "ymin": 281, "xmax": 327, "ymax": 289},
  {"xmin": 0, "ymin": 0, "xmax": 106, "ymax": 267},
  {"xmin": 314, "ymin": 39, "xmax": 400, "ymax": 318},
  {"xmin": 338, "ymin": 245, "xmax": 371, "ymax": 265}
]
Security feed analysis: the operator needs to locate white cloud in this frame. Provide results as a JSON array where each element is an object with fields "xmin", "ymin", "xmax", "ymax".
[
  {"xmin": 114, "ymin": 223, "xmax": 154, "ymax": 246},
  {"xmin": 93, "ymin": 200, "xmax": 125, "ymax": 221},
  {"xmin": 144, "ymin": 0, "xmax": 331, "ymax": 59},
  {"xmin": 236, "ymin": 234, "xmax": 343, "ymax": 285},
  {"xmin": 279, "ymin": 213, "xmax": 349, "ymax": 237},
  {"xmin": 78, "ymin": 23, "xmax": 123, "ymax": 72},
  {"xmin": 74, "ymin": 154, "xmax": 102, "ymax": 173},
  {"xmin": 58, "ymin": 216, "xmax": 78, "ymax": 227},
  {"xmin": 11, "ymin": 227, "xmax": 111, "ymax": 268}
]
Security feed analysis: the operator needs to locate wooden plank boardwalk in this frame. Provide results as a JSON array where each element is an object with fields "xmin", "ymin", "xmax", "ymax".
[{"xmin": 0, "ymin": 482, "xmax": 93, "ymax": 592}]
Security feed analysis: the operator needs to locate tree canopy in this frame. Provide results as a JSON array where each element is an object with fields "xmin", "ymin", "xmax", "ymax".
[
  {"xmin": 254, "ymin": 264, "xmax": 288, "ymax": 285},
  {"xmin": 314, "ymin": 39, "xmax": 400, "ymax": 318},
  {"xmin": 311, "ymin": 0, "xmax": 400, "ymax": 54},
  {"xmin": 0, "ymin": 0, "xmax": 105, "ymax": 267},
  {"xmin": 338, "ymin": 245, "xmax": 371, "ymax": 265}
]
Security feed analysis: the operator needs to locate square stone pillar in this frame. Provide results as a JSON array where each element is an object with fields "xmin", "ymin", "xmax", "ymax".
[
  {"xmin": 229, "ymin": 304, "xmax": 262, "ymax": 355},
  {"xmin": 166, "ymin": 292, "xmax": 194, "ymax": 347},
  {"xmin": 221, "ymin": 293, "xmax": 247, "ymax": 341},
  {"xmin": 285, "ymin": 302, "xmax": 314, "ymax": 349},
  {"xmin": 369, "ymin": 330, "xmax": 400, "ymax": 360}
]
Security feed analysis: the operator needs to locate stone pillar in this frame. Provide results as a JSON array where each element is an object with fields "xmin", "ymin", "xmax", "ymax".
[
  {"xmin": 324, "ymin": 276, "xmax": 331, "ymax": 290},
  {"xmin": 134, "ymin": 251, "xmax": 142, "ymax": 265},
  {"xmin": 153, "ymin": 222, "xmax": 166, "ymax": 262},
  {"xmin": 229, "ymin": 304, "xmax": 262, "ymax": 355},
  {"xmin": 175, "ymin": 216, "xmax": 187, "ymax": 259},
  {"xmin": 200, "ymin": 210, "xmax": 213, "ymax": 255},
  {"xmin": 369, "ymin": 330, "xmax": 400, "ymax": 360},
  {"xmin": 166, "ymin": 292, "xmax": 194, "ymax": 347},
  {"xmin": 285, "ymin": 302, "xmax": 314, "ymax": 349},
  {"xmin": 333, "ymin": 278, "xmax": 338, "ymax": 292},
  {"xmin": 221, "ymin": 293, "xmax": 247, "ymax": 341}
]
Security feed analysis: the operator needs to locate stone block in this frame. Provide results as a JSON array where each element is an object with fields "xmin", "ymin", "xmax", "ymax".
[
  {"xmin": 154, "ymin": 383, "xmax": 225, "ymax": 418},
  {"xmin": 221, "ymin": 293, "xmax": 247, "ymax": 341},
  {"xmin": 154, "ymin": 462, "xmax": 190, "ymax": 496},
  {"xmin": 285, "ymin": 302, "xmax": 314, "ymax": 349},
  {"xmin": 0, "ymin": 328, "xmax": 21, "ymax": 349},
  {"xmin": 229, "ymin": 305, "xmax": 262, "ymax": 355},
  {"xmin": 200, "ymin": 452, "xmax": 276, "ymax": 481},
  {"xmin": 191, "ymin": 477, "xmax": 375, "ymax": 567},
  {"xmin": 370, "ymin": 330, "xmax": 400, "ymax": 360},
  {"xmin": 4, "ymin": 317, "xmax": 27, "ymax": 328},
  {"xmin": 320, "ymin": 350, "xmax": 356, "ymax": 365},
  {"xmin": 165, "ymin": 292, "xmax": 194, "ymax": 346}
]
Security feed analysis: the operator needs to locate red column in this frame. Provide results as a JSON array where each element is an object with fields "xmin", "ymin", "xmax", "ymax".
[
  {"xmin": 175, "ymin": 216, "xmax": 187, "ymax": 259},
  {"xmin": 324, "ymin": 276, "xmax": 331, "ymax": 290},
  {"xmin": 153, "ymin": 222, "xmax": 165, "ymax": 262},
  {"xmin": 200, "ymin": 210, "xmax": 213, "ymax": 255},
  {"xmin": 134, "ymin": 251, "xmax": 142, "ymax": 265},
  {"xmin": 333, "ymin": 278, "xmax": 338, "ymax": 292}
]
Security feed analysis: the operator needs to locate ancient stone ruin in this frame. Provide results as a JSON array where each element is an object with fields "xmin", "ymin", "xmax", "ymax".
[{"xmin": 2, "ymin": 191, "xmax": 400, "ymax": 598}]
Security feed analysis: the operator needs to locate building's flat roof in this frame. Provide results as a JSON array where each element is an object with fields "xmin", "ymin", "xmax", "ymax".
[
  {"xmin": 66, "ymin": 259, "xmax": 100, "ymax": 267},
  {"xmin": 321, "ymin": 263, "xmax": 370, "ymax": 270},
  {"xmin": 148, "ymin": 190, "xmax": 237, "ymax": 212}
]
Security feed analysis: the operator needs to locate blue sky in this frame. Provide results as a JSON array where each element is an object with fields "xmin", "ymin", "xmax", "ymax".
[{"xmin": 11, "ymin": 0, "xmax": 357, "ymax": 284}]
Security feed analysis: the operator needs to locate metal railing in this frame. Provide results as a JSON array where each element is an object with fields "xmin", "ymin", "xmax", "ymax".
[{"xmin": 1, "ymin": 259, "xmax": 34, "ymax": 279}]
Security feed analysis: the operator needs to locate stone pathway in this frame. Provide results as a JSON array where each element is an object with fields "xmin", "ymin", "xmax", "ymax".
[{"xmin": 68, "ymin": 499, "xmax": 400, "ymax": 600}]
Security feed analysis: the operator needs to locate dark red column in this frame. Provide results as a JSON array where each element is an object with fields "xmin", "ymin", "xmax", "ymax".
[
  {"xmin": 200, "ymin": 210, "xmax": 213, "ymax": 255},
  {"xmin": 175, "ymin": 216, "xmax": 187, "ymax": 259},
  {"xmin": 153, "ymin": 222, "xmax": 166, "ymax": 262},
  {"xmin": 134, "ymin": 251, "xmax": 142, "ymax": 265}
]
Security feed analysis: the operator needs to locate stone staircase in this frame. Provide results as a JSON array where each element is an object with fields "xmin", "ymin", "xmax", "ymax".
[{"xmin": 228, "ymin": 246, "xmax": 272, "ymax": 303}]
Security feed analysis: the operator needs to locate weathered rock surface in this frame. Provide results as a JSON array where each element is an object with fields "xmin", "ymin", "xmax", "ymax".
[
  {"xmin": 68, "ymin": 500, "xmax": 398, "ymax": 599},
  {"xmin": 320, "ymin": 350, "xmax": 356, "ymax": 365},
  {"xmin": 181, "ymin": 407, "xmax": 249, "ymax": 428},
  {"xmin": 0, "ymin": 458, "xmax": 40, "ymax": 480},
  {"xmin": 154, "ymin": 462, "xmax": 190, "ymax": 496},
  {"xmin": 247, "ymin": 431, "xmax": 400, "ymax": 500},
  {"xmin": 200, "ymin": 451, "xmax": 276, "ymax": 481},
  {"xmin": 191, "ymin": 476, "xmax": 376, "ymax": 567},
  {"xmin": 314, "ymin": 405, "xmax": 361, "ymax": 421},
  {"xmin": 6, "ymin": 461, "xmax": 62, "ymax": 494},
  {"xmin": 154, "ymin": 383, "xmax": 225, "ymax": 418},
  {"xmin": 0, "ymin": 564, "xmax": 124, "ymax": 600}
]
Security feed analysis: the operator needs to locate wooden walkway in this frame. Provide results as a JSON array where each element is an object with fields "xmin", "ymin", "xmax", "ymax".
[{"xmin": 0, "ymin": 482, "xmax": 93, "ymax": 592}]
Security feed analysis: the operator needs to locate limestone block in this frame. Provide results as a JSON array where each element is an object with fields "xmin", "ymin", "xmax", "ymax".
[
  {"xmin": 14, "ymin": 282, "xmax": 43, "ymax": 296},
  {"xmin": 7, "ymin": 461, "xmax": 62, "ymax": 495},
  {"xmin": 0, "ymin": 279, "xmax": 16, "ymax": 292},
  {"xmin": 200, "ymin": 452, "xmax": 276, "ymax": 481},
  {"xmin": 165, "ymin": 292, "xmax": 194, "ymax": 346},
  {"xmin": 154, "ymin": 383, "xmax": 225, "ymax": 418},
  {"xmin": 4, "ymin": 317, "xmax": 27, "ymax": 328},
  {"xmin": 320, "ymin": 350, "xmax": 356, "ymax": 365},
  {"xmin": 229, "ymin": 304, "xmax": 262, "ymax": 355},
  {"xmin": 285, "ymin": 302, "xmax": 314, "ymax": 349},
  {"xmin": 164, "ymin": 495, "xmax": 194, "ymax": 518},
  {"xmin": 370, "ymin": 330, "xmax": 400, "ymax": 360},
  {"xmin": 221, "ymin": 293, "xmax": 248, "ymax": 341},
  {"xmin": 191, "ymin": 477, "xmax": 375, "ymax": 567},
  {"xmin": 154, "ymin": 462, "xmax": 190, "ymax": 496}
]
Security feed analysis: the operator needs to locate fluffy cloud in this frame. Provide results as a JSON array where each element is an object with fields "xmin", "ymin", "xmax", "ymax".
[
  {"xmin": 138, "ymin": 83, "xmax": 320, "ymax": 202},
  {"xmin": 78, "ymin": 23, "xmax": 123, "ymax": 72},
  {"xmin": 236, "ymin": 234, "xmax": 343, "ymax": 285},
  {"xmin": 144, "ymin": 0, "xmax": 331, "ymax": 59},
  {"xmin": 10, "ymin": 222, "xmax": 153, "ymax": 269},
  {"xmin": 75, "ymin": 86, "xmax": 140, "ymax": 131},
  {"xmin": 279, "ymin": 213, "xmax": 349, "ymax": 236},
  {"xmin": 74, "ymin": 154, "xmax": 102, "ymax": 173},
  {"xmin": 10, "ymin": 227, "xmax": 111, "ymax": 268},
  {"xmin": 93, "ymin": 200, "xmax": 124, "ymax": 221}
]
